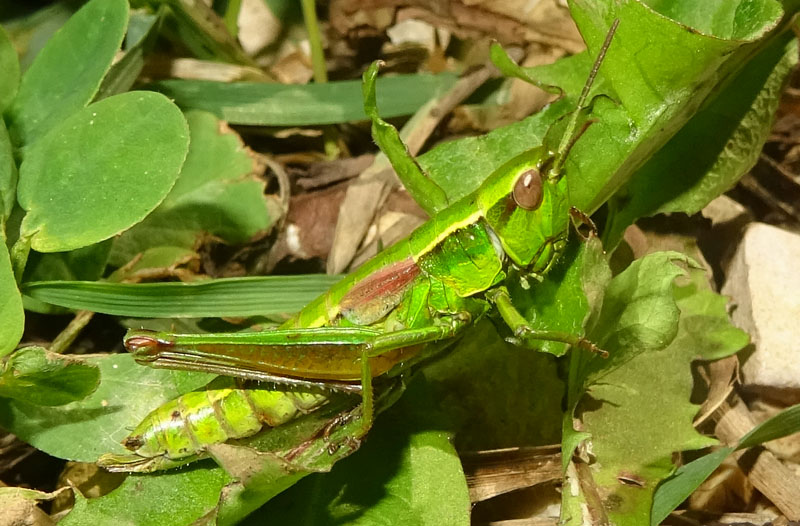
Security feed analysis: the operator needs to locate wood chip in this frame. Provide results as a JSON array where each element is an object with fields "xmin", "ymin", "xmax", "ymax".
[
  {"xmin": 462, "ymin": 445, "xmax": 561, "ymax": 503},
  {"xmin": 714, "ymin": 397, "xmax": 800, "ymax": 519}
]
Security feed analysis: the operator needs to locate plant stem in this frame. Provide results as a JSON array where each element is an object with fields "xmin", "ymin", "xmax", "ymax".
[
  {"xmin": 300, "ymin": 0, "xmax": 340, "ymax": 158},
  {"xmin": 300, "ymin": 0, "xmax": 327, "ymax": 83},
  {"xmin": 220, "ymin": 0, "xmax": 242, "ymax": 38},
  {"xmin": 50, "ymin": 310, "xmax": 95, "ymax": 354}
]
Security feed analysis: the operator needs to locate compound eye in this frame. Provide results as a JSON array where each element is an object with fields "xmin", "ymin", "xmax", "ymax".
[{"xmin": 512, "ymin": 169, "xmax": 543, "ymax": 210}]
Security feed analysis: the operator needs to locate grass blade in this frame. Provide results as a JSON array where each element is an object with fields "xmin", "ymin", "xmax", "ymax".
[
  {"xmin": 22, "ymin": 275, "xmax": 341, "ymax": 318},
  {"xmin": 652, "ymin": 403, "xmax": 800, "ymax": 524},
  {"xmin": 150, "ymin": 73, "xmax": 457, "ymax": 126}
]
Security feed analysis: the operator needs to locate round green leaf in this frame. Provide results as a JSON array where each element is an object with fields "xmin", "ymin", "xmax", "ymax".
[
  {"xmin": 61, "ymin": 466, "xmax": 230, "ymax": 526},
  {"xmin": 0, "ymin": 353, "xmax": 213, "ymax": 462},
  {"xmin": 17, "ymin": 91, "xmax": 189, "ymax": 253},
  {"xmin": 5, "ymin": 0, "xmax": 128, "ymax": 146},
  {"xmin": 110, "ymin": 110, "xmax": 278, "ymax": 265},
  {"xmin": 0, "ymin": 347, "xmax": 99, "ymax": 406}
]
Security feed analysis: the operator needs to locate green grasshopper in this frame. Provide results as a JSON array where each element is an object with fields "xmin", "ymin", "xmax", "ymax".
[{"xmin": 97, "ymin": 21, "xmax": 618, "ymax": 473}]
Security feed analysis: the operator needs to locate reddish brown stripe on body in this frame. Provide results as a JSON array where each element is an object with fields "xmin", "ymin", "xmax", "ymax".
[{"xmin": 339, "ymin": 257, "xmax": 421, "ymax": 323}]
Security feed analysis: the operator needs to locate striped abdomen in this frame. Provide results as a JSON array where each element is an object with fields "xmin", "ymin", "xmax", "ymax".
[{"xmin": 112, "ymin": 385, "xmax": 327, "ymax": 471}]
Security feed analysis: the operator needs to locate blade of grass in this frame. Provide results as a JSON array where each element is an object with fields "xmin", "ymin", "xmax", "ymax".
[
  {"xmin": 150, "ymin": 72, "xmax": 457, "ymax": 126},
  {"xmin": 652, "ymin": 403, "xmax": 800, "ymax": 524},
  {"xmin": 22, "ymin": 275, "xmax": 342, "ymax": 318}
]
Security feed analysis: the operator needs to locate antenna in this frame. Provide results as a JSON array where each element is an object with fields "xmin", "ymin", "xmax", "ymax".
[{"xmin": 551, "ymin": 18, "xmax": 620, "ymax": 178}]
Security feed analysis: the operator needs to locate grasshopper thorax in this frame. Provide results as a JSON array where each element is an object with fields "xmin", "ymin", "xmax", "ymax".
[{"xmin": 477, "ymin": 147, "xmax": 570, "ymax": 273}]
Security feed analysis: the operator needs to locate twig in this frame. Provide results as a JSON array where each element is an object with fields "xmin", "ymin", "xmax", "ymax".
[{"xmin": 49, "ymin": 311, "xmax": 95, "ymax": 354}]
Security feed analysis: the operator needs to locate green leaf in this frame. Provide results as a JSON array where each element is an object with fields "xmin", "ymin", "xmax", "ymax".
[
  {"xmin": 490, "ymin": 42, "xmax": 565, "ymax": 95},
  {"xmin": 577, "ymin": 253, "xmax": 690, "ymax": 387},
  {"xmin": 562, "ymin": 260, "xmax": 748, "ymax": 525},
  {"xmin": 0, "ymin": 24, "xmax": 20, "ymax": 113},
  {"xmin": 512, "ymin": 237, "xmax": 608, "ymax": 357},
  {"xmin": 107, "ymin": 246, "xmax": 197, "ymax": 282},
  {"xmin": 571, "ymin": 0, "xmax": 779, "ymax": 129},
  {"xmin": 0, "ymin": 245, "xmax": 23, "ymax": 357},
  {"xmin": 4, "ymin": 0, "xmax": 129, "ymax": 147},
  {"xmin": 0, "ymin": 346, "xmax": 99, "ymax": 406},
  {"xmin": 110, "ymin": 110, "xmax": 279, "ymax": 266},
  {"xmin": 567, "ymin": 0, "xmax": 786, "ymax": 212},
  {"xmin": 669, "ymin": 271, "xmax": 751, "ymax": 363},
  {"xmin": 22, "ymin": 274, "xmax": 341, "ymax": 318},
  {"xmin": 559, "ymin": 239, "xmax": 615, "ymax": 467},
  {"xmin": 0, "ymin": 354, "xmax": 214, "ymax": 462},
  {"xmin": 648, "ymin": 0, "xmax": 783, "ymax": 40},
  {"xmin": 23, "ymin": 242, "xmax": 112, "ymax": 284},
  {"xmin": 424, "ymin": 321, "xmax": 564, "ymax": 451},
  {"xmin": 218, "ymin": 0, "xmax": 242, "ymax": 36},
  {"xmin": 603, "ymin": 28, "xmax": 798, "ymax": 246},
  {"xmin": 418, "ymin": 1, "xmax": 791, "ymax": 223},
  {"xmin": 60, "ymin": 467, "xmax": 231, "ymax": 526},
  {"xmin": 16, "ymin": 91, "xmax": 189, "ymax": 253},
  {"xmin": 150, "ymin": 72, "xmax": 457, "ymax": 126},
  {"xmin": 0, "ymin": 120, "xmax": 17, "ymax": 224},
  {"xmin": 0, "ymin": 5, "xmax": 73, "ymax": 70}
]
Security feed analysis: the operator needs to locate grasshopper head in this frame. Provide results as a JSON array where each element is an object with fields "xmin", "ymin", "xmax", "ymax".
[
  {"xmin": 475, "ymin": 20, "xmax": 618, "ymax": 274},
  {"xmin": 478, "ymin": 147, "xmax": 569, "ymax": 274}
]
